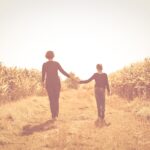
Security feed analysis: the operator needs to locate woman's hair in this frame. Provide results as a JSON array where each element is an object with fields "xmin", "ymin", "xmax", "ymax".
[
  {"xmin": 45, "ymin": 51, "xmax": 55, "ymax": 59},
  {"xmin": 96, "ymin": 64, "xmax": 103, "ymax": 71}
]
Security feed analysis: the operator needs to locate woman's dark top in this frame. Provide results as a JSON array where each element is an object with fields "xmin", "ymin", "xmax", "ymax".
[
  {"xmin": 80, "ymin": 73, "xmax": 110, "ymax": 92},
  {"xmin": 42, "ymin": 60, "xmax": 70, "ymax": 87}
]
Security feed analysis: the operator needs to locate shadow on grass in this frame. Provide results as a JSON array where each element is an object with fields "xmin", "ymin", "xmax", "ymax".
[{"xmin": 21, "ymin": 120, "xmax": 56, "ymax": 136}]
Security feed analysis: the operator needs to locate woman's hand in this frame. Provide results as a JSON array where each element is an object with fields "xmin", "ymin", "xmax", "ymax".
[
  {"xmin": 69, "ymin": 73, "xmax": 80, "ymax": 83},
  {"xmin": 75, "ymin": 78, "xmax": 80, "ymax": 83},
  {"xmin": 71, "ymin": 77, "xmax": 80, "ymax": 83}
]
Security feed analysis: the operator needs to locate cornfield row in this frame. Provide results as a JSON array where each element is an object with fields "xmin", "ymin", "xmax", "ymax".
[
  {"xmin": 1, "ymin": 57, "xmax": 150, "ymax": 103},
  {"xmin": 109, "ymin": 58, "xmax": 150, "ymax": 100},
  {"xmin": 0, "ymin": 63, "xmax": 45, "ymax": 103}
]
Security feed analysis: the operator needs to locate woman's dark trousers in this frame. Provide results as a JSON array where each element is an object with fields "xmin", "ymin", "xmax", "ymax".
[{"xmin": 46, "ymin": 85, "xmax": 60, "ymax": 119}]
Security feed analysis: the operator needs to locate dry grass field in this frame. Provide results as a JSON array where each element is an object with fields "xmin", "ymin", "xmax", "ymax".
[{"xmin": 0, "ymin": 89, "xmax": 150, "ymax": 150}]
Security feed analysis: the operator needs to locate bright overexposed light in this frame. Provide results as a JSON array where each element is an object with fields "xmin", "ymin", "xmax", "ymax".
[{"xmin": 0, "ymin": 0, "xmax": 150, "ymax": 79}]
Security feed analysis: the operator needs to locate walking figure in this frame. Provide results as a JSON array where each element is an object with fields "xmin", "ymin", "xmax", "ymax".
[
  {"xmin": 79, "ymin": 64, "xmax": 110, "ymax": 126},
  {"xmin": 42, "ymin": 51, "xmax": 70, "ymax": 121}
]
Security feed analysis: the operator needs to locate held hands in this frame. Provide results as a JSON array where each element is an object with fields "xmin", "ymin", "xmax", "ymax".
[
  {"xmin": 69, "ymin": 73, "xmax": 80, "ymax": 84},
  {"xmin": 72, "ymin": 78, "xmax": 80, "ymax": 83},
  {"xmin": 70, "ymin": 77, "xmax": 80, "ymax": 84}
]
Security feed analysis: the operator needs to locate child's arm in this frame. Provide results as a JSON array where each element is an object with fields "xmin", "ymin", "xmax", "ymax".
[
  {"xmin": 106, "ymin": 74, "xmax": 110, "ymax": 95},
  {"xmin": 80, "ymin": 74, "xmax": 95, "ymax": 84},
  {"xmin": 58, "ymin": 62, "xmax": 70, "ymax": 78}
]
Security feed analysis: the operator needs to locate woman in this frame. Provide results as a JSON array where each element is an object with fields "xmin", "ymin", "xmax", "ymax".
[
  {"xmin": 79, "ymin": 64, "xmax": 110, "ymax": 125},
  {"xmin": 42, "ymin": 51, "xmax": 70, "ymax": 121}
]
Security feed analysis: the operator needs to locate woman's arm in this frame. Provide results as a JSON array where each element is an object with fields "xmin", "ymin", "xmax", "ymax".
[
  {"xmin": 80, "ymin": 74, "xmax": 95, "ymax": 84},
  {"xmin": 42, "ymin": 63, "xmax": 46, "ymax": 88},
  {"xmin": 58, "ymin": 63, "xmax": 70, "ymax": 78},
  {"xmin": 42, "ymin": 63, "xmax": 46, "ymax": 82}
]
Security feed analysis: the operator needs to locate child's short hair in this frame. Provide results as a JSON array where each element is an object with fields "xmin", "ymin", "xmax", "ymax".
[
  {"xmin": 96, "ymin": 64, "xmax": 103, "ymax": 70},
  {"xmin": 45, "ymin": 51, "xmax": 54, "ymax": 59}
]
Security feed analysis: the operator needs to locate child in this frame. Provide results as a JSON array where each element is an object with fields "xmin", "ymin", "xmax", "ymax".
[{"xmin": 79, "ymin": 64, "xmax": 110, "ymax": 125}]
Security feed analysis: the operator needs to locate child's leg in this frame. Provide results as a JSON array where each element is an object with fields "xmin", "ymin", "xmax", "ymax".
[
  {"xmin": 95, "ymin": 87, "xmax": 101, "ymax": 118},
  {"xmin": 95, "ymin": 87, "xmax": 105, "ymax": 119},
  {"xmin": 100, "ymin": 91, "xmax": 105, "ymax": 119}
]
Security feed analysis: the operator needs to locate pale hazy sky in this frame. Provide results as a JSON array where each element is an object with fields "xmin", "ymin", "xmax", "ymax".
[{"xmin": 0, "ymin": 0, "xmax": 150, "ymax": 78}]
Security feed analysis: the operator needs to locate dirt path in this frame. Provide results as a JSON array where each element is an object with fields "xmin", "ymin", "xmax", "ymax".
[{"xmin": 0, "ymin": 90, "xmax": 150, "ymax": 150}]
